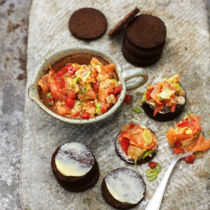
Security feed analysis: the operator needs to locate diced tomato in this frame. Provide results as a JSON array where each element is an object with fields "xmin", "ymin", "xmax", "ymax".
[
  {"xmin": 148, "ymin": 161, "xmax": 157, "ymax": 169},
  {"xmin": 129, "ymin": 122, "xmax": 135, "ymax": 129},
  {"xmin": 113, "ymin": 86, "xmax": 122, "ymax": 95},
  {"xmin": 124, "ymin": 94, "xmax": 132, "ymax": 104},
  {"xmin": 56, "ymin": 68, "xmax": 66, "ymax": 77},
  {"xmin": 71, "ymin": 112, "xmax": 80, "ymax": 117},
  {"xmin": 177, "ymin": 118, "xmax": 189, "ymax": 127},
  {"xmin": 173, "ymin": 141, "xmax": 185, "ymax": 154},
  {"xmin": 184, "ymin": 154, "xmax": 195, "ymax": 164},
  {"xmin": 54, "ymin": 76, "xmax": 65, "ymax": 88},
  {"xmin": 67, "ymin": 92, "xmax": 76, "ymax": 100},
  {"xmin": 92, "ymin": 82, "xmax": 99, "ymax": 93},
  {"xmin": 101, "ymin": 102, "xmax": 109, "ymax": 114},
  {"xmin": 65, "ymin": 97, "xmax": 75, "ymax": 109},
  {"xmin": 66, "ymin": 65, "xmax": 76, "ymax": 74},
  {"xmin": 146, "ymin": 88, "xmax": 154, "ymax": 100},
  {"xmin": 120, "ymin": 137, "xmax": 130, "ymax": 155},
  {"xmin": 57, "ymin": 65, "xmax": 76, "ymax": 77},
  {"xmin": 81, "ymin": 112, "xmax": 91, "ymax": 119}
]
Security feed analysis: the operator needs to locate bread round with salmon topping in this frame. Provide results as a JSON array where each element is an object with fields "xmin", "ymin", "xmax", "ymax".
[
  {"xmin": 141, "ymin": 75, "xmax": 186, "ymax": 121},
  {"xmin": 51, "ymin": 142, "xmax": 99, "ymax": 192},
  {"xmin": 115, "ymin": 123, "xmax": 158, "ymax": 165}
]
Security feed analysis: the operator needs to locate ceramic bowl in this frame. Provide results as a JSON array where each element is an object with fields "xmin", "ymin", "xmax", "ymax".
[{"xmin": 28, "ymin": 47, "xmax": 148, "ymax": 124}]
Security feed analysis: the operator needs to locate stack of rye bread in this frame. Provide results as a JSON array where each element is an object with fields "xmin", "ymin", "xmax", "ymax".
[
  {"xmin": 69, "ymin": 7, "xmax": 167, "ymax": 67},
  {"xmin": 109, "ymin": 8, "xmax": 167, "ymax": 67}
]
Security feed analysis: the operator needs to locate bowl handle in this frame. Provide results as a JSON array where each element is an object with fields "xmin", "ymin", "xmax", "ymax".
[
  {"xmin": 122, "ymin": 68, "xmax": 148, "ymax": 90},
  {"xmin": 28, "ymin": 84, "xmax": 37, "ymax": 101}
]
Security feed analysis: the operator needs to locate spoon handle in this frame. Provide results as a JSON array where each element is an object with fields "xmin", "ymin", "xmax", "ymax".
[{"xmin": 145, "ymin": 158, "xmax": 178, "ymax": 210}]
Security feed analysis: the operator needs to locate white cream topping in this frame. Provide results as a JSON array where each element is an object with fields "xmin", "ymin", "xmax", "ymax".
[
  {"xmin": 105, "ymin": 168, "xmax": 145, "ymax": 204},
  {"xmin": 55, "ymin": 142, "xmax": 94, "ymax": 177}
]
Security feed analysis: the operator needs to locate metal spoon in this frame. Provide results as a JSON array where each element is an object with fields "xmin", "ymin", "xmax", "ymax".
[{"xmin": 145, "ymin": 152, "xmax": 193, "ymax": 210}]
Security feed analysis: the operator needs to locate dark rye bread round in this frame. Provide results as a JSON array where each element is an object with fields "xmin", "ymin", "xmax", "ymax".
[
  {"xmin": 124, "ymin": 36, "xmax": 165, "ymax": 58},
  {"xmin": 69, "ymin": 8, "xmax": 107, "ymax": 40},
  {"xmin": 122, "ymin": 44, "xmax": 161, "ymax": 67},
  {"xmin": 126, "ymin": 14, "xmax": 167, "ymax": 49},
  {"xmin": 101, "ymin": 168, "xmax": 146, "ymax": 209},
  {"xmin": 142, "ymin": 84, "xmax": 186, "ymax": 121},
  {"xmin": 115, "ymin": 130, "xmax": 157, "ymax": 165},
  {"xmin": 108, "ymin": 7, "xmax": 140, "ymax": 37},
  {"xmin": 51, "ymin": 142, "xmax": 99, "ymax": 192},
  {"xmin": 142, "ymin": 101, "xmax": 186, "ymax": 122}
]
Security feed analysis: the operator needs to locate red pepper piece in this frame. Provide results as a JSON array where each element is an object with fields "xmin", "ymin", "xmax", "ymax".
[
  {"xmin": 81, "ymin": 112, "xmax": 91, "ymax": 119},
  {"xmin": 184, "ymin": 154, "xmax": 195, "ymax": 164},
  {"xmin": 129, "ymin": 122, "xmax": 135, "ymax": 129},
  {"xmin": 120, "ymin": 137, "xmax": 130, "ymax": 155},
  {"xmin": 170, "ymin": 103, "xmax": 176, "ymax": 112},
  {"xmin": 92, "ymin": 83, "xmax": 99, "ymax": 93},
  {"xmin": 65, "ymin": 96, "xmax": 75, "ymax": 109},
  {"xmin": 101, "ymin": 102, "xmax": 109, "ymax": 114},
  {"xmin": 148, "ymin": 161, "xmax": 157, "ymax": 169},
  {"xmin": 146, "ymin": 88, "xmax": 154, "ymax": 100},
  {"xmin": 173, "ymin": 141, "xmax": 185, "ymax": 154},
  {"xmin": 71, "ymin": 112, "xmax": 80, "ymax": 117},
  {"xmin": 113, "ymin": 85, "xmax": 122, "ymax": 95},
  {"xmin": 177, "ymin": 118, "xmax": 189, "ymax": 127},
  {"xmin": 66, "ymin": 65, "xmax": 76, "ymax": 74},
  {"xmin": 67, "ymin": 92, "xmax": 76, "ymax": 100},
  {"xmin": 124, "ymin": 94, "xmax": 132, "ymax": 104}
]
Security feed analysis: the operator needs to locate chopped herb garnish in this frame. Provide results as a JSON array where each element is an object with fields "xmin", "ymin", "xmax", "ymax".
[
  {"xmin": 142, "ymin": 150, "xmax": 155, "ymax": 160},
  {"xmin": 132, "ymin": 107, "xmax": 142, "ymax": 113},
  {"xmin": 146, "ymin": 162, "xmax": 162, "ymax": 181}
]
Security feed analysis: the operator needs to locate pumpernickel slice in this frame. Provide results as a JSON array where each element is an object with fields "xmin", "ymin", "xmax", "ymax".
[
  {"xmin": 142, "ymin": 101, "xmax": 186, "ymax": 122},
  {"xmin": 126, "ymin": 14, "xmax": 167, "ymax": 49},
  {"xmin": 101, "ymin": 168, "xmax": 146, "ymax": 209},
  {"xmin": 124, "ymin": 36, "xmax": 164, "ymax": 58},
  {"xmin": 51, "ymin": 142, "xmax": 99, "ymax": 192},
  {"xmin": 122, "ymin": 44, "xmax": 161, "ymax": 66},
  {"xmin": 108, "ymin": 7, "xmax": 140, "ymax": 37},
  {"xmin": 69, "ymin": 8, "xmax": 107, "ymax": 40}
]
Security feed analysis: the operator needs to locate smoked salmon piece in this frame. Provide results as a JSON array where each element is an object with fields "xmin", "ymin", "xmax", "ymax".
[{"xmin": 186, "ymin": 134, "xmax": 210, "ymax": 152}]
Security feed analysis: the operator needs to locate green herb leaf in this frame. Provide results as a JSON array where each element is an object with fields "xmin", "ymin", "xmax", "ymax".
[
  {"xmin": 132, "ymin": 107, "xmax": 142, "ymax": 113},
  {"xmin": 148, "ymin": 173, "xmax": 158, "ymax": 181},
  {"xmin": 142, "ymin": 150, "xmax": 155, "ymax": 159},
  {"xmin": 156, "ymin": 163, "xmax": 162, "ymax": 173},
  {"xmin": 207, "ymin": 131, "xmax": 210, "ymax": 135},
  {"xmin": 134, "ymin": 156, "xmax": 138, "ymax": 168},
  {"xmin": 146, "ymin": 169, "xmax": 157, "ymax": 177}
]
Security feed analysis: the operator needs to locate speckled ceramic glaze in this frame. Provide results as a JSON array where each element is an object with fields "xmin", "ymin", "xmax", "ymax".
[{"xmin": 28, "ymin": 47, "xmax": 148, "ymax": 124}]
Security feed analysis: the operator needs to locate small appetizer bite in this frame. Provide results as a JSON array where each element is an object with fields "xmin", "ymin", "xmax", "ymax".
[
  {"xmin": 142, "ymin": 74, "xmax": 186, "ymax": 121},
  {"xmin": 167, "ymin": 113, "xmax": 210, "ymax": 162},
  {"xmin": 115, "ymin": 123, "xmax": 158, "ymax": 164},
  {"xmin": 101, "ymin": 168, "xmax": 146, "ymax": 209},
  {"xmin": 51, "ymin": 142, "xmax": 99, "ymax": 192},
  {"xmin": 38, "ymin": 57, "xmax": 122, "ymax": 120}
]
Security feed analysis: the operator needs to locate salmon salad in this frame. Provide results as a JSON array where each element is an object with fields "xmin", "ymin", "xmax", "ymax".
[{"xmin": 38, "ymin": 57, "xmax": 122, "ymax": 119}]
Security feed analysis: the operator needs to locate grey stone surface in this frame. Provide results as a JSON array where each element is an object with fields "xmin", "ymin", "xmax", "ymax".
[
  {"xmin": 0, "ymin": 0, "xmax": 209, "ymax": 210},
  {"xmin": 0, "ymin": 0, "xmax": 31, "ymax": 209},
  {"xmin": 20, "ymin": 0, "xmax": 210, "ymax": 210}
]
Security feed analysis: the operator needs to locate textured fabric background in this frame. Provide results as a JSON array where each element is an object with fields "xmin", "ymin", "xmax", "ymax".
[{"xmin": 20, "ymin": 0, "xmax": 210, "ymax": 209}]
